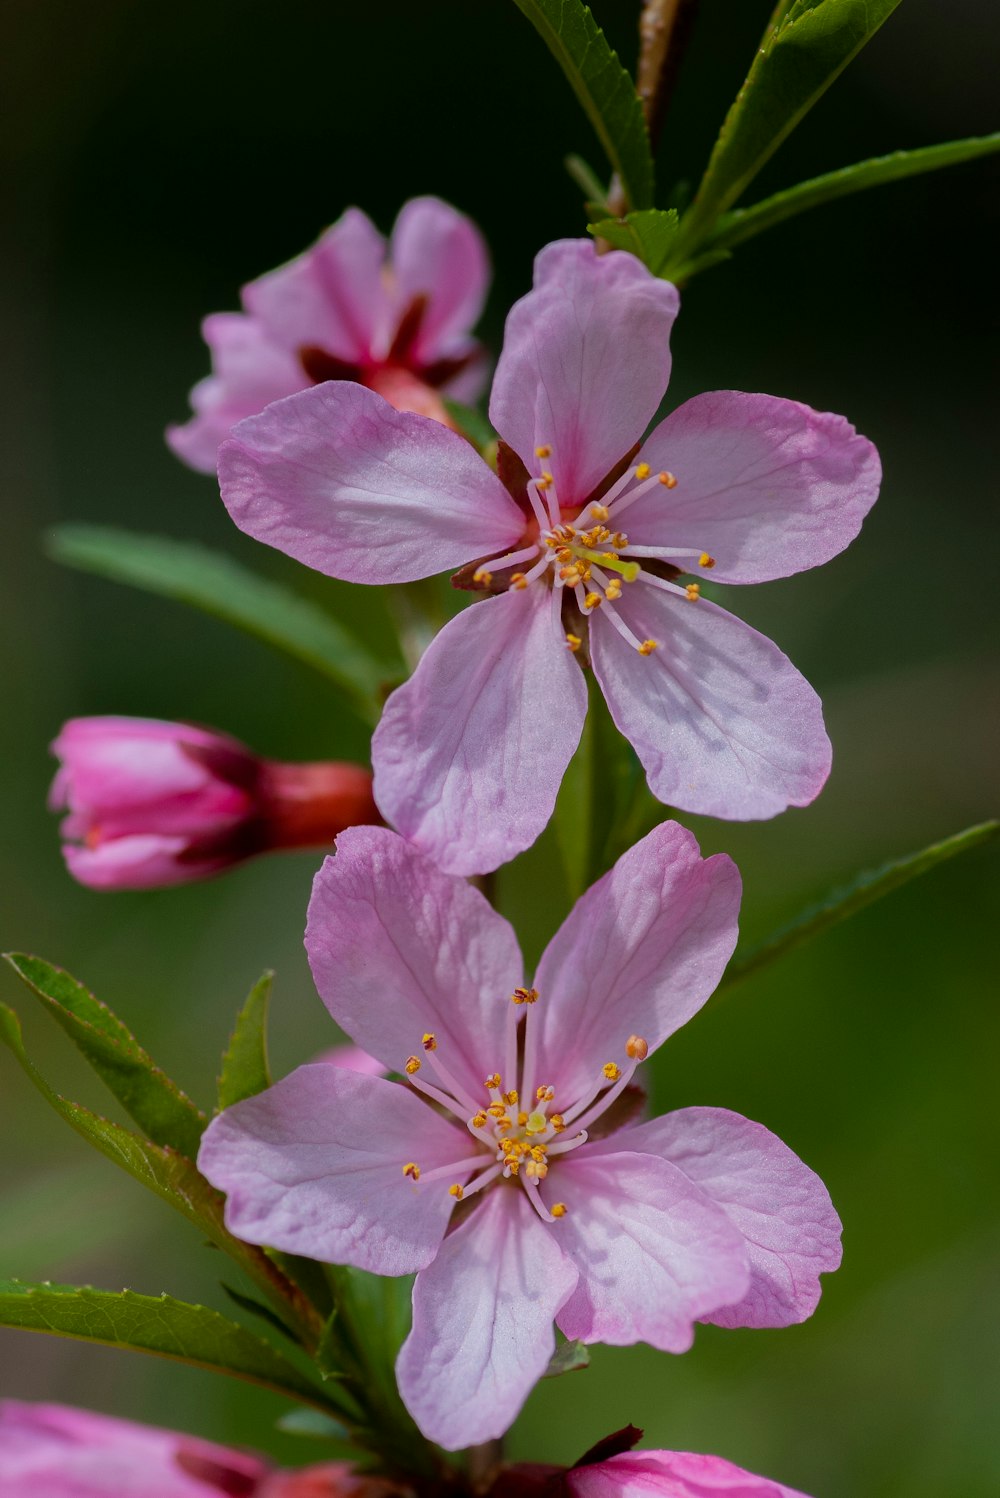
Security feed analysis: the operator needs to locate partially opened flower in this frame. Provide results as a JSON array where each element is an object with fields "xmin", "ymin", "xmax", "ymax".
[
  {"xmin": 168, "ymin": 197, "xmax": 490, "ymax": 471},
  {"xmin": 219, "ymin": 238, "xmax": 880, "ymax": 874},
  {"xmin": 50, "ymin": 716, "xmax": 380, "ymax": 890},
  {"xmin": 0, "ymin": 1399, "xmax": 389, "ymax": 1497},
  {"xmin": 199, "ymin": 824, "xmax": 841, "ymax": 1451}
]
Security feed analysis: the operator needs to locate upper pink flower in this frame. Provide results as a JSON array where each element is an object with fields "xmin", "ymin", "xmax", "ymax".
[
  {"xmin": 168, "ymin": 197, "xmax": 491, "ymax": 472},
  {"xmin": 218, "ymin": 239, "xmax": 881, "ymax": 874},
  {"xmin": 50, "ymin": 716, "xmax": 380, "ymax": 890},
  {"xmin": 198, "ymin": 825, "xmax": 841, "ymax": 1452},
  {"xmin": 0, "ymin": 1399, "xmax": 382, "ymax": 1497}
]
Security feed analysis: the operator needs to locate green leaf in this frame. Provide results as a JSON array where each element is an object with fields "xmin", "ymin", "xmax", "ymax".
[
  {"xmin": 276, "ymin": 1407, "xmax": 351, "ymax": 1441},
  {"xmin": 680, "ymin": 0, "xmax": 902, "ymax": 242},
  {"xmin": 587, "ymin": 208, "xmax": 680, "ymax": 273},
  {"xmin": 565, "ymin": 152, "xmax": 613, "ymax": 216},
  {"xmin": 218, "ymin": 971, "xmax": 272, "ymax": 1112},
  {"xmin": 0, "ymin": 1002, "xmax": 321, "ymax": 1343},
  {"xmin": 512, "ymin": 0, "xmax": 654, "ymax": 210},
  {"xmin": 4, "ymin": 953, "xmax": 205, "ymax": 1158},
  {"xmin": 720, "ymin": 820, "xmax": 999, "ymax": 993},
  {"xmin": 47, "ymin": 525, "xmax": 393, "ymax": 723},
  {"xmin": 544, "ymin": 1336, "xmax": 590, "ymax": 1377},
  {"xmin": 700, "ymin": 133, "xmax": 1000, "ymax": 255},
  {"xmin": 0, "ymin": 1280, "xmax": 330, "ymax": 1409}
]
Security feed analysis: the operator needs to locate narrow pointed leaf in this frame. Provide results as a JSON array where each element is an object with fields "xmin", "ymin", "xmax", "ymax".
[
  {"xmin": 47, "ymin": 525, "xmax": 393, "ymax": 722},
  {"xmin": 0, "ymin": 1002, "xmax": 321, "ymax": 1342},
  {"xmin": 0, "ymin": 1281, "xmax": 330, "ymax": 1409},
  {"xmin": 512, "ymin": 0, "xmax": 655, "ymax": 209},
  {"xmin": 699, "ymin": 134, "xmax": 1000, "ymax": 255},
  {"xmin": 544, "ymin": 1337, "xmax": 590, "ymax": 1377},
  {"xmin": 218, "ymin": 971, "xmax": 273, "ymax": 1112},
  {"xmin": 681, "ymin": 0, "xmax": 902, "ymax": 241},
  {"xmin": 721, "ymin": 820, "xmax": 999, "ymax": 992},
  {"xmin": 4, "ymin": 953, "xmax": 205, "ymax": 1158},
  {"xmin": 587, "ymin": 208, "xmax": 680, "ymax": 273}
]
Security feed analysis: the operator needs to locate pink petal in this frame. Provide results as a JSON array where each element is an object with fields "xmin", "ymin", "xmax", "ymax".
[
  {"xmin": 63, "ymin": 835, "xmax": 209, "ymax": 891},
  {"xmin": 372, "ymin": 587, "xmax": 588, "ymax": 874},
  {"xmin": 242, "ymin": 207, "xmax": 387, "ymax": 364},
  {"xmin": 568, "ymin": 1449, "xmax": 811, "ymax": 1498},
  {"xmin": 489, "ymin": 240, "xmax": 679, "ymax": 504},
  {"xmin": 544, "ymin": 1149, "xmax": 749, "ymax": 1351},
  {"xmin": 591, "ymin": 587, "xmax": 831, "ymax": 820},
  {"xmin": 532, "ymin": 821, "xmax": 740, "ymax": 1108},
  {"xmin": 197, "ymin": 1065, "xmax": 471, "ymax": 1274},
  {"xmin": 397, "ymin": 1187, "xmax": 578, "ymax": 1450},
  {"xmin": 627, "ymin": 392, "xmax": 881, "ymax": 584},
  {"xmin": 389, "ymin": 196, "xmax": 490, "ymax": 364},
  {"xmin": 219, "ymin": 381, "xmax": 523, "ymax": 584},
  {"xmin": 306, "ymin": 827, "xmax": 522, "ymax": 1087},
  {"xmin": 618, "ymin": 1108, "xmax": 842, "ymax": 1328},
  {"xmin": 314, "ymin": 1044, "xmax": 388, "ymax": 1077},
  {"xmin": 166, "ymin": 313, "xmax": 304, "ymax": 474}
]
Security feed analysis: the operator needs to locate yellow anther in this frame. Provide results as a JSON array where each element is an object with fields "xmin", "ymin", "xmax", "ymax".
[
  {"xmin": 551, "ymin": 1203, "xmax": 568, "ymax": 1218},
  {"xmin": 471, "ymin": 1110, "xmax": 488, "ymax": 1129},
  {"xmin": 517, "ymin": 1110, "xmax": 529, "ymax": 1126},
  {"xmin": 556, "ymin": 546, "xmax": 573, "ymax": 563},
  {"xmin": 512, "ymin": 986, "xmax": 538, "ymax": 1005},
  {"xmin": 626, "ymin": 1034, "xmax": 649, "ymax": 1060},
  {"xmin": 538, "ymin": 472, "xmax": 554, "ymax": 488},
  {"xmin": 699, "ymin": 553, "xmax": 716, "ymax": 569},
  {"xmin": 685, "ymin": 583, "xmax": 701, "ymax": 601},
  {"xmin": 422, "ymin": 1032, "xmax": 437, "ymax": 1051},
  {"xmin": 535, "ymin": 444, "xmax": 552, "ymax": 458},
  {"xmin": 612, "ymin": 532, "xmax": 629, "ymax": 549},
  {"xmin": 525, "ymin": 1110, "xmax": 548, "ymax": 1135},
  {"xmin": 524, "ymin": 1159, "xmax": 549, "ymax": 1180},
  {"xmin": 487, "ymin": 1101, "xmax": 507, "ymax": 1119},
  {"xmin": 485, "ymin": 1074, "xmax": 501, "ymax": 1091},
  {"xmin": 536, "ymin": 1085, "xmax": 555, "ymax": 1102},
  {"xmin": 498, "ymin": 1115, "xmax": 513, "ymax": 1131},
  {"xmin": 589, "ymin": 504, "xmax": 609, "ymax": 521},
  {"xmin": 504, "ymin": 1089, "xmax": 519, "ymax": 1106},
  {"xmin": 560, "ymin": 565, "xmax": 581, "ymax": 585},
  {"xmin": 565, "ymin": 633, "xmax": 582, "ymax": 653},
  {"xmin": 530, "ymin": 1145, "xmax": 548, "ymax": 1163},
  {"xmin": 449, "ymin": 1183, "xmax": 464, "ymax": 1200},
  {"xmin": 507, "ymin": 1160, "xmax": 521, "ymax": 1176},
  {"xmin": 549, "ymin": 1114, "xmax": 566, "ymax": 1132},
  {"xmin": 638, "ymin": 639, "xmax": 658, "ymax": 656},
  {"xmin": 659, "ymin": 471, "xmax": 678, "ymax": 488},
  {"xmin": 402, "ymin": 1162, "xmax": 420, "ymax": 1180},
  {"xmin": 404, "ymin": 1056, "xmax": 421, "ymax": 1075},
  {"xmin": 511, "ymin": 573, "xmax": 528, "ymax": 590},
  {"xmin": 603, "ymin": 1062, "xmax": 622, "ymax": 1083},
  {"xmin": 584, "ymin": 591, "xmax": 602, "ymax": 610},
  {"xmin": 635, "ymin": 463, "xmax": 651, "ymax": 481},
  {"xmin": 472, "ymin": 568, "xmax": 493, "ymax": 586},
  {"xmin": 605, "ymin": 580, "xmax": 622, "ymax": 601}
]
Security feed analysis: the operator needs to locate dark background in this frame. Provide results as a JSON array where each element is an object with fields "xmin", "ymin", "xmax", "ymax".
[{"xmin": 1, "ymin": 3, "xmax": 997, "ymax": 1494}]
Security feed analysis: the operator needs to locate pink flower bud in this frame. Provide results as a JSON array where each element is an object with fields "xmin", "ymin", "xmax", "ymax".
[{"xmin": 49, "ymin": 716, "xmax": 381, "ymax": 890}]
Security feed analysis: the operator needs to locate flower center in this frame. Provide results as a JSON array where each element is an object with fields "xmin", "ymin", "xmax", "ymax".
[
  {"xmin": 469, "ymin": 444, "xmax": 717, "ymax": 657},
  {"xmin": 399, "ymin": 989, "xmax": 648, "ymax": 1225}
]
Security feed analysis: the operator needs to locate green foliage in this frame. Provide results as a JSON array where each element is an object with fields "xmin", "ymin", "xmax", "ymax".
[
  {"xmin": 47, "ymin": 525, "xmax": 393, "ymax": 723},
  {"xmin": 0, "ymin": 1280, "xmax": 331, "ymax": 1408},
  {"xmin": 441, "ymin": 398, "xmax": 496, "ymax": 452},
  {"xmin": 218, "ymin": 971, "xmax": 273, "ymax": 1112},
  {"xmin": 512, "ymin": 0, "xmax": 654, "ymax": 210},
  {"xmin": 587, "ymin": 209, "xmax": 680, "ymax": 273},
  {"xmin": 4, "ymin": 953, "xmax": 205, "ymax": 1158},
  {"xmin": 721, "ymin": 820, "xmax": 999, "ymax": 992},
  {"xmin": 544, "ymin": 1337, "xmax": 590, "ymax": 1377},
  {"xmin": 700, "ymin": 133, "xmax": 1000, "ymax": 256},
  {"xmin": 679, "ymin": 0, "xmax": 902, "ymax": 244}
]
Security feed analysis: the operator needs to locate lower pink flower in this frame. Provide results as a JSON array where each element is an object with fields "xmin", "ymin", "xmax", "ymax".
[
  {"xmin": 199, "ymin": 825, "xmax": 841, "ymax": 1451},
  {"xmin": 50, "ymin": 716, "xmax": 380, "ymax": 890},
  {"xmin": 0, "ymin": 1399, "xmax": 388, "ymax": 1497}
]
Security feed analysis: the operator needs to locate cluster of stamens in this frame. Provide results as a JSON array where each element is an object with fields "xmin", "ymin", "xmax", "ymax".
[
  {"xmin": 399, "ymin": 987, "xmax": 648, "ymax": 1225},
  {"xmin": 470, "ymin": 444, "xmax": 717, "ymax": 657}
]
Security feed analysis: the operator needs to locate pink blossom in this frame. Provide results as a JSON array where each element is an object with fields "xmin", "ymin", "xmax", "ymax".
[
  {"xmin": 218, "ymin": 239, "xmax": 881, "ymax": 874},
  {"xmin": 168, "ymin": 198, "xmax": 490, "ymax": 471},
  {"xmin": 199, "ymin": 825, "xmax": 841, "ymax": 1451},
  {"xmin": 0, "ymin": 1399, "xmax": 387, "ymax": 1497},
  {"xmin": 50, "ymin": 716, "xmax": 380, "ymax": 890}
]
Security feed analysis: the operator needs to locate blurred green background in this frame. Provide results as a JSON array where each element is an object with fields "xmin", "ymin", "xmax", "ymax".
[{"xmin": 1, "ymin": 1, "xmax": 997, "ymax": 1494}]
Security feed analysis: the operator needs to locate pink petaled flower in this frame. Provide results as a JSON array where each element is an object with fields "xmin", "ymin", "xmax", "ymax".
[
  {"xmin": 198, "ymin": 825, "xmax": 841, "ymax": 1451},
  {"xmin": 218, "ymin": 238, "xmax": 881, "ymax": 874},
  {"xmin": 0, "ymin": 1399, "xmax": 390, "ymax": 1497},
  {"xmin": 167, "ymin": 197, "xmax": 490, "ymax": 472},
  {"xmin": 50, "ymin": 716, "xmax": 380, "ymax": 890}
]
